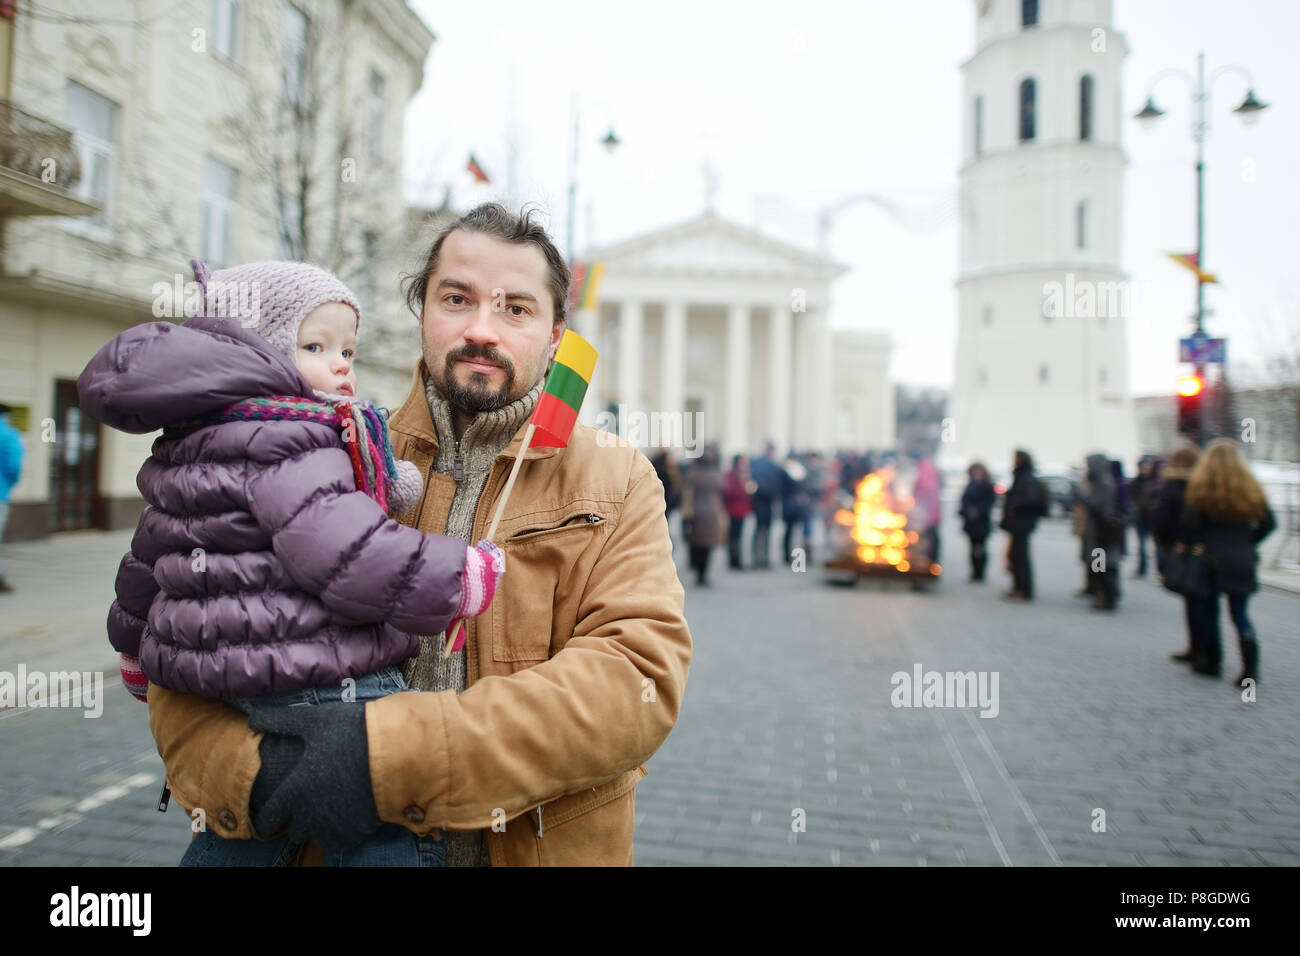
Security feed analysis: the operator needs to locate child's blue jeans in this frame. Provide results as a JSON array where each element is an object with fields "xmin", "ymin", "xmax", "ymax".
[{"xmin": 178, "ymin": 666, "xmax": 446, "ymax": 867}]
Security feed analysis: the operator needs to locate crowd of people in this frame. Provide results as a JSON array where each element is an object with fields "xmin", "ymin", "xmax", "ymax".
[
  {"xmin": 956, "ymin": 440, "xmax": 1277, "ymax": 686},
  {"xmin": 652, "ymin": 442, "xmax": 840, "ymax": 586},
  {"xmin": 653, "ymin": 444, "xmax": 947, "ymax": 587}
]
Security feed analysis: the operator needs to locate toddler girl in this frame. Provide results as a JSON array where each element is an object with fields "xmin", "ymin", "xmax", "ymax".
[{"xmin": 78, "ymin": 258, "xmax": 502, "ymax": 866}]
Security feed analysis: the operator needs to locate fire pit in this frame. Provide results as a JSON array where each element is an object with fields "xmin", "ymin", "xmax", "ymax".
[{"xmin": 823, "ymin": 466, "xmax": 941, "ymax": 585}]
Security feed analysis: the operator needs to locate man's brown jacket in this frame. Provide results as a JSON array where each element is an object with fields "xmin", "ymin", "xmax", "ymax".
[{"xmin": 147, "ymin": 362, "xmax": 693, "ymax": 865}]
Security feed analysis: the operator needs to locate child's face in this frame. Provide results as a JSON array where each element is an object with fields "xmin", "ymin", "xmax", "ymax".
[{"xmin": 297, "ymin": 303, "xmax": 358, "ymax": 397}]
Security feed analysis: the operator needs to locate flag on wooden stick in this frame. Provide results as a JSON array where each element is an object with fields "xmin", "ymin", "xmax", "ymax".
[
  {"xmin": 441, "ymin": 328, "xmax": 599, "ymax": 659},
  {"xmin": 529, "ymin": 329, "xmax": 597, "ymax": 448}
]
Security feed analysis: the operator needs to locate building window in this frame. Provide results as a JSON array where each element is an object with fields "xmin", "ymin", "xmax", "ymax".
[
  {"xmin": 983, "ymin": 305, "xmax": 993, "ymax": 327},
  {"xmin": 1076, "ymin": 200, "xmax": 1088, "ymax": 250},
  {"xmin": 978, "ymin": 366, "xmax": 988, "ymax": 387},
  {"xmin": 1018, "ymin": 78, "xmax": 1036, "ymax": 142},
  {"xmin": 282, "ymin": 4, "xmax": 310, "ymax": 111},
  {"xmin": 1079, "ymin": 74, "xmax": 1094, "ymax": 141},
  {"xmin": 973, "ymin": 95, "xmax": 985, "ymax": 156},
  {"xmin": 65, "ymin": 81, "xmax": 119, "ymax": 238},
  {"xmin": 1022, "ymin": 0, "xmax": 1038, "ymax": 27},
  {"xmin": 211, "ymin": 0, "xmax": 239, "ymax": 63},
  {"xmin": 1039, "ymin": 363, "xmax": 1049, "ymax": 384},
  {"xmin": 200, "ymin": 155, "xmax": 238, "ymax": 268},
  {"xmin": 1098, "ymin": 365, "xmax": 1108, "ymax": 387},
  {"xmin": 364, "ymin": 69, "xmax": 386, "ymax": 159}
]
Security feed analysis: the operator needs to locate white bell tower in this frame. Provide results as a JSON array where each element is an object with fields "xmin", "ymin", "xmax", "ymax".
[{"xmin": 943, "ymin": 0, "xmax": 1138, "ymax": 475}]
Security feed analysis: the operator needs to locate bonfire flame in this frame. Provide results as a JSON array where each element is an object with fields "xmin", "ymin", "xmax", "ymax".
[{"xmin": 833, "ymin": 467, "xmax": 940, "ymax": 575}]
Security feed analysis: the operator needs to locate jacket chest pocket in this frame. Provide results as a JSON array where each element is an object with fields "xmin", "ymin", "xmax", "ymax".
[{"xmin": 489, "ymin": 509, "xmax": 610, "ymax": 664}]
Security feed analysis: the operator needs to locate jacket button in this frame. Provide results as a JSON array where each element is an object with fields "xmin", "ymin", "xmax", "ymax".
[
  {"xmin": 218, "ymin": 810, "xmax": 238, "ymax": 831},
  {"xmin": 403, "ymin": 805, "xmax": 425, "ymax": 824}
]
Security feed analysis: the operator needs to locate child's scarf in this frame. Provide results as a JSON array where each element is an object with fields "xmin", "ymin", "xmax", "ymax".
[{"xmin": 173, "ymin": 396, "xmax": 400, "ymax": 511}]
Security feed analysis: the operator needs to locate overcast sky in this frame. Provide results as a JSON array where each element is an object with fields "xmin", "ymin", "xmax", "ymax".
[{"xmin": 404, "ymin": 0, "xmax": 1299, "ymax": 397}]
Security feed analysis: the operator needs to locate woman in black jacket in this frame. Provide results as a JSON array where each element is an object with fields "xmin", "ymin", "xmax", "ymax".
[
  {"xmin": 1178, "ymin": 439, "xmax": 1276, "ymax": 683},
  {"xmin": 1151, "ymin": 443, "xmax": 1201, "ymax": 662},
  {"xmin": 959, "ymin": 462, "xmax": 996, "ymax": 582}
]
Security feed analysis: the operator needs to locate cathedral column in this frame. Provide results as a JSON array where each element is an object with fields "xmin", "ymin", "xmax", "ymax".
[
  {"xmin": 617, "ymin": 299, "xmax": 643, "ymax": 418},
  {"xmin": 659, "ymin": 300, "xmax": 687, "ymax": 435},
  {"xmin": 726, "ymin": 302, "xmax": 749, "ymax": 457},
  {"xmin": 768, "ymin": 300, "xmax": 791, "ymax": 453}
]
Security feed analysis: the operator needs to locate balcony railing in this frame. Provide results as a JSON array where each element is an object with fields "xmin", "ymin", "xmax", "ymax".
[{"xmin": 0, "ymin": 99, "xmax": 98, "ymax": 218}]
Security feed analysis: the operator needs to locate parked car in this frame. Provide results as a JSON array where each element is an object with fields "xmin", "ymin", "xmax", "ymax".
[{"xmin": 1037, "ymin": 474, "xmax": 1078, "ymax": 517}]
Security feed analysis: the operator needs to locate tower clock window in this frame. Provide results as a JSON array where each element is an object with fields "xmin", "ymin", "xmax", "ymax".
[
  {"xmin": 1076, "ymin": 200, "xmax": 1088, "ymax": 250},
  {"xmin": 974, "ymin": 95, "xmax": 985, "ymax": 156},
  {"xmin": 1019, "ymin": 78, "xmax": 1036, "ymax": 141},
  {"xmin": 1080, "ymin": 74, "xmax": 1094, "ymax": 141},
  {"xmin": 1022, "ymin": 0, "xmax": 1038, "ymax": 28},
  {"xmin": 1039, "ymin": 363, "xmax": 1049, "ymax": 384}
]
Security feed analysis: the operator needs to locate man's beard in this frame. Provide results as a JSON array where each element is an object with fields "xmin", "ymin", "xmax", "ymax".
[{"xmin": 436, "ymin": 341, "xmax": 548, "ymax": 413}]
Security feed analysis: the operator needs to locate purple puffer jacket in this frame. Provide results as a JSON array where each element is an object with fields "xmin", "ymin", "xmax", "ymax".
[{"xmin": 77, "ymin": 315, "xmax": 466, "ymax": 697}]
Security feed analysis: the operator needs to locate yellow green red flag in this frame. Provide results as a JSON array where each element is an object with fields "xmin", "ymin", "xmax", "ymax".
[{"xmin": 529, "ymin": 329, "xmax": 598, "ymax": 448}]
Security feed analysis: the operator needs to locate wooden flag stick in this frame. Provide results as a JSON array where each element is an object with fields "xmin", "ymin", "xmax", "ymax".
[{"xmin": 442, "ymin": 421, "xmax": 537, "ymax": 659}]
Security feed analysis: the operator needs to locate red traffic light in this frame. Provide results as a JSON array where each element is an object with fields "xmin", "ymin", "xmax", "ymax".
[{"xmin": 1177, "ymin": 375, "xmax": 1204, "ymax": 397}]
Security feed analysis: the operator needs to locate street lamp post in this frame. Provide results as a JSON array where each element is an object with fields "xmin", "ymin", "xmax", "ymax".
[
  {"xmin": 1135, "ymin": 51, "xmax": 1269, "ymax": 445},
  {"xmin": 565, "ymin": 92, "xmax": 621, "ymax": 266}
]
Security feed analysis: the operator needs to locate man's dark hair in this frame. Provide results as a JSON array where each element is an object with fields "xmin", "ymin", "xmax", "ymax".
[{"xmin": 403, "ymin": 202, "xmax": 572, "ymax": 326}]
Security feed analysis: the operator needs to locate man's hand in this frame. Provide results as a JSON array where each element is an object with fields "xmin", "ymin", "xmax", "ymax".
[{"xmin": 246, "ymin": 703, "xmax": 383, "ymax": 852}]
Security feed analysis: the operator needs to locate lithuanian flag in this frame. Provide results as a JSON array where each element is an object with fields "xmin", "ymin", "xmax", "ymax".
[
  {"xmin": 529, "ymin": 329, "xmax": 597, "ymax": 448},
  {"xmin": 1166, "ymin": 251, "xmax": 1218, "ymax": 284},
  {"xmin": 567, "ymin": 261, "xmax": 605, "ymax": 313}
]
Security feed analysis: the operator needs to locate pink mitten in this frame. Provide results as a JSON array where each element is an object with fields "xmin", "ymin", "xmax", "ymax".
[
  {"xmin": 120, "ymin": 653, "xmax": 148, "ymax": 703},
  {"xmin": 455, "ymin": 539, "xmax": 506, "ymax": 620}
]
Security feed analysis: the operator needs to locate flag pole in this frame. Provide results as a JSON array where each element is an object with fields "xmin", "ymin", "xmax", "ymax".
[{"xmin": 442, "ymin": 421, "xmax": 537, "ymax": 659}]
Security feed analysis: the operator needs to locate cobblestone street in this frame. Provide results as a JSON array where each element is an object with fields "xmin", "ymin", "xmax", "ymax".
[{"xmin": 1, "ymin": 510, "xmax": 1298, "ymax": 867}]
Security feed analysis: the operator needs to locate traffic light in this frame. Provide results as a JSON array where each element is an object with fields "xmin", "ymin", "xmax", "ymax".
[{"xmin": 1176, "ymin": 373, "xmax": 1204, "ymax": 440}]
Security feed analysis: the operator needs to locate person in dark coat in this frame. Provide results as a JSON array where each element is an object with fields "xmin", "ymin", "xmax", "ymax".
[
  {"xmin": 1178, "ymin": 439, "xmax": 1277, "ymax": 683},
  {"xmin": 1130, "ymin": 457, "xmax": 1159, "ymax": 577},
  {"xmin": 1151, "ymin": 442, "xmax": 1202, "ymax": 662},
  {"xmin": 681, "ymin": 444, "xmax": 727, "ymax": 586},
  {"xmin": 999, "ymin": 449, "xmax": 1045, "ymax": 600},
  {"xmin": 722, "ymin": 454, "xmax": 754, "ymax": 570},
  {"xmin": 1082, "ymin": 453, "xmax": 1122, "ymax": 610},
  {"xmin": 780, "ymin": 452, "xmax": 812, "ymax": 564},
  {"xmin": 651, "ymin": 451, "xmax": 682, "ymax": 548},
  {"xmin": 959, "ymin": 462, "xmax": 996, "ymax": 582},
  {"xmin": 747, "ymin": 442, "xmax": 785, "ymax": 569}
]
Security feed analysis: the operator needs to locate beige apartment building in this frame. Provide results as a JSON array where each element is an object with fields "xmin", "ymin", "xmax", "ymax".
[{"xmin": 0, "ymin": 0, "xmax": 433, "ymax": 539}]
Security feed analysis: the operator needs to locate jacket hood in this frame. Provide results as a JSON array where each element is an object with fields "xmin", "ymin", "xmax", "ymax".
[
  {"xmin": 78, "ymin": 316, "xmax": 313, "ymax": 433},
  {"xmin": 1085, "ymin": 453, "xmax": 1111, "ymax": 481}
]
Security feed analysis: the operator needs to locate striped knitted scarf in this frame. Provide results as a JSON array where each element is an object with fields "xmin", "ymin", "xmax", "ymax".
[{"xmin": 171, "ymin": 396, "xmax": 401, "ymax": 511}]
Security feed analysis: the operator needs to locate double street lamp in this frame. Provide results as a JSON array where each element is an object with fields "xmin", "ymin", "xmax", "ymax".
[{"xmin": 1134, "ymin": 51, "xmax": 1270, "ymax": 444}]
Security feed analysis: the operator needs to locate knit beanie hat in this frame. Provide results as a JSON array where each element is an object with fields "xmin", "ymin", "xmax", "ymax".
[{"xmin": 190, "ymin": 258, "xmax": 361, "ymax": 361}]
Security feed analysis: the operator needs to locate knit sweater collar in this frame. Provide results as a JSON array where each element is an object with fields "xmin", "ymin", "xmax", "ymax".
[{"xmin": 423, "ymin": 373, "xmax": 543, "ymax": 465}]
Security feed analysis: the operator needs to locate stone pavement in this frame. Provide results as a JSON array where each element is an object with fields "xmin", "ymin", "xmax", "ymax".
[{"xmin": 1, "ymin": 512, "xmax": 1297, "ymax": 866}]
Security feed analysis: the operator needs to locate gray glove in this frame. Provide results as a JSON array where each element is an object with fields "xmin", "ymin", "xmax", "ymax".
[{"xmin": 246, "ymin": 703, "xmax": 383, "ymax": 853}]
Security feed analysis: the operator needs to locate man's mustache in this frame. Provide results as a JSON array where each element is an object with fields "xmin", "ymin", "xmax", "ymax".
[{"xmin": 448, "ymin": 347, "xmax": 514, "ymax": 375}]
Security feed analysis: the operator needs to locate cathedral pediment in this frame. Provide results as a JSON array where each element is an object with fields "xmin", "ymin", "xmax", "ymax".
[{"xmin": 586, "ymin": 213, "xmax": 846, "ymax": 282}]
